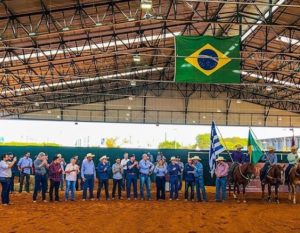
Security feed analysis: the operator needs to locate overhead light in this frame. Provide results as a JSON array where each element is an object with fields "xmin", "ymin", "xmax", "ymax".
[
  {"xmin": 276, "ymin": 36, "xmax": 300, "ymax": 46},
  {"xmin": 62, "ymin": 27, "xmax": 70, "ymax": 31},
  {"xmin": 202, "ymin": 116, "xmax": 206, "ymax": 119},
  {"xmin": 125, "ymin": 117, "xmax": 129, "ymax": 121},
  {"xmin": 56, "ymin": 115, "xmax": 60, "ymax": 119},
  {"xmin": 29, "ymin": 32, "xmax": 37, "ymax": 36},
  {"xmin": 130, "ymin": 80, "xmax": 137, "ymax": 86},
  {"xmin": 141, "ymin": 0, "xmax": 152, "ymax": 10},
  {"xmin": 192, "ymin": 120, "xmax": 196, "ymax": 124},
  {"xmin": 127, "ymin": 17, "xmax": 135, "ymax": 21},
  {"xmin": 128, "ymin": 96, "xmax": 134, "ymax": 101},
  {"xmin": 126, "ymin": 113, "xmax": 130, "ymax": 117},
  {"xmin": 217, "ymin": 109, "xmax": 221, "ymax": 113},
  {"xmin": 156, "ymin": 15, "xmax": 163, "ymax": 20},
  {"xmin": 236, "ymin": 99, "xmax": 242, "ymax": 104},
  {"xmin": 278, "ymin": 117, "xmax": 282, "ymax": 121},
  {"xmin": 95, "ymin": 22, "xmax": 103, "ymax": 26},
  {"xmin": 34, "ymin": 102, "xmax": 39, "ymax": 107},
  {"xmin": 266, "ymin": 85, "xmax": 273, "ymax": 91},
  {"xmin": 258, "ymin": 121, "xmax": 262, "ymax": 125},
  {"xmin": 47, "ymin": 110, "xmax": 52, "ymax": 114},
  {"xmin": 15, "ymin": 91, "xmax": 22, "ymax": 96},
  {"xmin": 127, "ymin": 106, "xmax": 132, "ymax": 110},
  {"xmin": 133, "ymin": 54, "xmax": 141, "ymax": 62}
]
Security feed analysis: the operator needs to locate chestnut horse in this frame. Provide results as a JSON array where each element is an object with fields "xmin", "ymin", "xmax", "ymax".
[
  {"xmin": 287, "ymin": 162, "xmax": 300, "ymax": 204},
  {"xmin": 260, "ymin": 164, "xmax": 285, "ymax": 203},
  {"xmin": 228, "ymin": 163, "xmax": 256, "ymax": 203}
]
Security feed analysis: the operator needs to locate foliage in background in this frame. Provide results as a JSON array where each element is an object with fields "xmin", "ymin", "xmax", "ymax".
[
  {"xmin": 158, "ymin": 140, "xmax": 182, "ymax": 149},
  {"xmin": 0, "ymin": 142, "xmax": 60, "ymax": 147},
  {"xmin": 105, "ymin": 137, "xmax": 120, "ymax": 148}
]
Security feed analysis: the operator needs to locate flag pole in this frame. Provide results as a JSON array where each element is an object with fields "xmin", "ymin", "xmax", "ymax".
[{"xmin": 215, "ymin": 124, "xmax": 233, "ymax": 162}]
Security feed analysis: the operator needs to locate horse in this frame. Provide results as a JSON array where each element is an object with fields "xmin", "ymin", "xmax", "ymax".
[
  {"xmin": 228, "ymin": 163, "xmax": 256, "ymax": 203},
  {"xmin": 260, "ymin": 164, "xmax": 285, "ymax": 203},
  {"xmin": 287, "ymin": 162, "xmax": 300, "ymax": 204}
]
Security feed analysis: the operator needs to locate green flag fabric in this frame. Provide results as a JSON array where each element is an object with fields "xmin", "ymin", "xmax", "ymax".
[
  {"xmin": 247, "ymin": 130, "xmax": 263, "ymax": 165},
  {"xmin": 175, "ymin": 35, "xmax": 240, "ymax": 83}
]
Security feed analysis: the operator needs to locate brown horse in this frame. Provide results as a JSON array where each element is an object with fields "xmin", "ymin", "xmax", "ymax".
[
  {"xmin": 287, "ymin": 162, "xmax": 300, "ymax": 204},
  {"xmin": 228, "ymin": 163, "xmax": 256, "ymax": 203},
  {"xmin": 260, "ymin": 164, "xmax": 285, "ymax": 203}
]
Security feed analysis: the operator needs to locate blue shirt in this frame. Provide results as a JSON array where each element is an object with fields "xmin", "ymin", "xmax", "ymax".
[
  {"xmin": 194, "ymin": 162, "xmax": 204, "ymax": 179},
  {"xmin": 167, "ymin": 163, "xmax": 181, "ymax": 176},
  {"xmin": 127, "ymin": 160, "xmax": 139, "ymax": 175},
  {"xmin": 154, "ymin": 166, "xmax": 167, "ymax": 177},
  {"xmin": 262, "ymin": 153, "xmax": 278, "ymax": 165},
  {"xmin": 81, "ymin": 159, "xmax": 96, "ymax": 178},
  {"xmin": 139, "ymin": 160, "xmax": 154, "ymax": 175},
  {"xmin": 18, "ymin": 157, "xmax": 33, "ymax": 174},
  {"xmin": 184, "ymin": 163, "xmax": 195, "ymax": 181},
  {"xmin": 97, "ymin": 162, "xmax": 110, "ymax": 180},
  {"xmin": 231, "ymin": 151, "xmax": 244, "ymax": 163}
]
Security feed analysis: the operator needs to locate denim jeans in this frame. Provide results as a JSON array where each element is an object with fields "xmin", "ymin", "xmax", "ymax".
[
  {"xmin": 140, "ymin": 174, "xmax": 151, "ymax": 199},
  {"xmin": 0, "ymin": 177, "xmax": 11, "ymax": 204},
  {"xmin": 65, "ymin": 180, "xmax": 76, "ymax": 200},
  {"xmin": 195, "ymin": 177, "xmax": 207, "ymax": 201},
  {"xmin": 82, "ymin": 175, "xmax": 94, "ymax": 199},
  {"xmin": 122, "ymin": 170, "xmax": 127, "ymax": 191},
  {"xmin": 156, "ymin": 176, "xmax": 165, "ymax": 200},
  {"xmin": 215, "ymin": 177, "xmax": 227, "ymax": 201},
  {"xmin": 60, "ymin": 174, "xmax": 65, "ymax": 190},
  {"xmin": 170, "ymin": 176, "xmax": 179, "ymax": 199},
  {"xmin": 19, "ymin": 173, "xmax": 30, "ymax": 193},
  {"xmin": 112, "ymin": 179, "xmax": 122, "ymax": 198},
  {"xmin": 184, "ymin": 180, "xmax": 194, "ymax": 200},
  {"xmin": 33, "ymin": 174, "xmax": 47, "ymax": 201},
  {"xmin": 97, "ymin": 179, "xmax": 109, "ymax": 199},
  {"xmin": 126, "ymin": 173, "xmax": 137, "ymax": 198},
  {"xmin": 49, "ymin": 180, "xmax": 60, "ymax": 201},
  {"xmin": 178, "ymin": 174, "xmax": 183, "ymax": 191}
]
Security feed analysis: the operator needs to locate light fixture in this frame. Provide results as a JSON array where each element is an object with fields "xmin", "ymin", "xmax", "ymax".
[
  {"xmin": 95, "ymin": 22, "xmax": 103, "ymax": 26},
  {"xmin": 258, "ymin": 121, "xmax": 262, "ymax": 125},
  {"xmin": 276, "ymin": 36, "xmax": 300, "ymax": 46},
  {"xmin": 141, "ymin": 0, "xmax": 152, "ymax": 10},
  {"xmin": 278, "ymin": 117, "xmax": 282, "ymax": 121},
  {"xmin": 128, "ymin": 106, "xmax": 132, "ymax": 110},
  {"xmin": 29, "ymin": 32, "xmax": 37, "ymax": 36},
  {"xmin": 125, "ymin": 117, "xmax": 129, "ymax": 121},
  {"xmin": 126, "ymin": 113, "xmax": 130, "ymax": 117},
  {"xmin": 128, "ymin": 96, "xmax": 134, "ymax": 101},
  {"xmin": 130, "ymin": 80, "xmax": 136, "ymax": 86},
  {"xmin": 217, "ymin": 109, "xmax": 221, "ymax": 113},
  {"xmin": 236, "ymin": 99, "xmax": 242, "ymax": 104},
  {"xmin": 47, "ymin": 110, "xmax": 52, "ymax": 114},
  {"xmin": 62, "ymin": 26, "xmax": 70, "ymax": 31},
  {"xmin": 133, "ymin": 54, "xmax": 141, "ymax": 62},
  {"xmin": 266, "ymin": 85, "xmax": 273, "ymax": 91},
  {"xmin": 127, "ymin": 17, "xmax": 135, "ymax": 21},
  {"xmin": 202, "ymin": 116, "xmax": 206, "ymax": 119},
  {"xmin": 192, "ymin": 120, "xmax": 196, "ymax": 124},
  {"xmin": 156, "ymin": 15, "xmax": 163, "ymax": 20},
  {"xmin": 34, "ymin": 102, "xmax": 39, "ymax": 107},
  {"xmin": 56, "ymin": 115, "xmax": 60, "ymax": 119}
]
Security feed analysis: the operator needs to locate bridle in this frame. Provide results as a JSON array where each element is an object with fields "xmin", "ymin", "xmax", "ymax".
[
  {"xmin": 238, "ymin": 164, "xmax": 253, "ymax": 182},
  {"xmin": 266, "ymin": 165, "xmax": 284, "ymax": 184}
]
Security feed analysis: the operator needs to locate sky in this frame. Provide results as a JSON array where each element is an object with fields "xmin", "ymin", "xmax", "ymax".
[{"xmin": 0, "ymin": 119, "xmax": 298, "ymax": 148}]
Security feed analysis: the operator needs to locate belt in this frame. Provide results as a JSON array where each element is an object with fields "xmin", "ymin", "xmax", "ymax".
[
  {"xmin": 127, "ymin": 173, "xmax": 136, "ymax": 175},
  {"xmin": 140, "ymin": 173, "xmax": 149, "ymax": 176}
]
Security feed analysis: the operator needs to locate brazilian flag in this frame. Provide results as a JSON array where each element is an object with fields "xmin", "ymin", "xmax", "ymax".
[
  {"xmin": 247, "ymin": 129, "xmax": 263, "ymax": 165},
  {"xmin": 175, "ymin": 35, "xmax": 240, "ymax": 83}
]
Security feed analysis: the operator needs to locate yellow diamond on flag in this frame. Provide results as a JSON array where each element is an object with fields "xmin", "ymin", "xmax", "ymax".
[{"xmin": 184, "ymin": 43, "xmax": 232, "ymax": 76}]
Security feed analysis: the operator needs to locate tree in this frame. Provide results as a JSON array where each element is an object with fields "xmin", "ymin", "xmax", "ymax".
[
  {"xmin": 158, "ymin": 140, "xmax": 182, "ymax": 149},
  {"xmin": 195, "ymin": 133, "xmax": 211, "ymax": 149},
  {"xmin": 105, "ymin": 137, "xmax": 119, "ymax": 148}
]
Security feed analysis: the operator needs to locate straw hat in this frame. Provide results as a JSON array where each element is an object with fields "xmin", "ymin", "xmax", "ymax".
[
  {"xmin": 291, "ymin": 146, "xmax": 298, "ymax": 151},
  {"xmin": 57, "ymin": 154, "xmax": 62, "ymax": 158},
  {"xmin": 170, "ymin": 156, "xmax": 177, "ymax": 161},
  {"xmin": 86, "ymin": 153, "xmax": 95, "ymax": 158},
  {"xmin": 100, "ymin": 155, "xmax": 109, "ymax": 161},
  {"xmin": 267, "ymin": 146, "xmax": 275, "ymax": 151},
  {"xmin": 216, "ymin": 156, "xmax": 225, "ymax": 162},
  {"xmin": 192, "ymin": 156, "xmax": 201, "ymax": 161},
  {"xmin": 235, "ymin": 144, "xmax": 243, "ymax": 149}
]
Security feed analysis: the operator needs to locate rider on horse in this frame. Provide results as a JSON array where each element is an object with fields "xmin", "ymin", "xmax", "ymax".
[
  {"xmin": 285, "ymin": 146, "xmax": 298, "ymax": 184},
  {"xmin": 260, "ymin": 146, "xmax": 278, "ymax": 185},
  {"xmin": 228, "ymin": 144, "xmax": 249, "ymax": 183}
]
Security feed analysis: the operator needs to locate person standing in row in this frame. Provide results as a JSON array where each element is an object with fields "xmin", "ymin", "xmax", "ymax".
[
  {"xmin": 57, "ymin": 154, "xmax": 66, "ymax": 191},
  {"xmin": 215, "ymin": 157, "xmax": 229, "ymax": 202},
  {"xmin": 65, "ymin": 157, "xmax": 80, "ymax": 201},
  {"xmin": 177, "ymin": 157, "xmax": 184, "ymax": 191},
  {"xmin": 8, "ymin": 153, "xmax": 18, "ymax": 194},
  {"xmin": 193, "ymin": 156, "xmax": 207, "ymax": 202},
  {"xmin": 168, "ymin": 157, "xmax": 181, "ymax": 201},
  {"xmin": 154, "ymin": 159, "xmax": 167, "ymax": 200},
  {"xmin": 49, "ymin": 156, "xmax": 63, "ymax": 202},
  {"xmin": 0, "ymin": 153, "xmax": 17, "ymax": 205},
  {"xmin": 184, "ymin": 158, "xmax": 195, "ymax": 201},
  {"xmin": 81, "ymin": 153, "xmax": 96, "ymax": 201},
  {"xmin": 74, "ymin": 155, "xmax": 82, "ymax": 191},
  {"xmin": 121, "ymin": 153, "xmax": 129, "ymax": 191},
  {"xmin": 33, "ymin": 152, "xmax": 49, "ymax": 203},
  {"xmin": 97, "ymin": 155, "xmax": 110, "ymax": 200},
  {"xmin": 139, "ymin": 153, "xmax": 154, "ymax": 200},
  {"xmin": 18, "ymin": 152, "xmax": 33, "ymax": 193},
  {"xmin": 126, "ymin": 154, "xmax": 139, "ymax": 200},
  {"xmin": 112, "ymin": 158, "xmax": 123, "ymax": 200}
]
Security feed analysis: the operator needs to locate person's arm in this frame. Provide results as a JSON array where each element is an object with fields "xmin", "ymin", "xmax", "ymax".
[
  {"xmin": 65, "ymin": 164, "xmax": 72, "ymax": 174},
  {"xmin": 7, "ymin": 157, "xmax": 17, "ymax": 168},
  {"xmin": 81, "ymin": 162, "xmax": 85, "ymax": 179}
]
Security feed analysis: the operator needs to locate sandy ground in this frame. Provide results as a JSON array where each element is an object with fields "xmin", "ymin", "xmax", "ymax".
[{"xmin": 0, "ymin": 185, "xmax": 299, "ymax": 233}]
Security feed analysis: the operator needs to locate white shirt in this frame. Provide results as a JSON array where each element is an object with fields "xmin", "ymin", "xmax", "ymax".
[
  {"xmin": 65, "ymin": 164, "xmax": 79, "ymax": 181},
  {"xmin": 121, "ymin": 158, "xmax": 129, "ymax": 170},
  {"xmin": 0, "ymin": 160, "xmax": 11, "ymax": 178}
]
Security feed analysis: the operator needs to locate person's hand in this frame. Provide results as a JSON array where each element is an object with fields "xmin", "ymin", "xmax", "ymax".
[
  {"xmin": 13, "ymin": 157, "xmax": 17, "ymax": 162},
  {"xmin": 173, "ymin": 168, "xmax": 176, "ymax": 171},
  {"xmin": 82, "ymin": 178, "xmax": 86, "ymax": 182}
]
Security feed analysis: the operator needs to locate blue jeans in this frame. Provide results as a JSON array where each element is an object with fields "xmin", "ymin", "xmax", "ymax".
[
  {"xmin": 126, "ymin": 173, "xmax": 137, "ymax": 198},
  {"xmin": 195, "ymin": 177, "xmax": 207, "ymax": 201},
  {"xmin": 215, "ymin": 177, "xmax": 227, "ymax": 201},
  {"xmin": 184, "ymin": 180, "xmax": 194, "ymax": 200},
  {"xmin": 140, "ymin": 174, "xmax": 151, "ymax": 199},
  {"xmin": 0, "ymin": 177, "xmax": 11, "ymax": 204},
  {"xmin": 82, "ymin": 175, "xmax": 94, "ymax": 199},
  {"xmin": 33, "ymin": 174, "xmax": 47, "ymax": 201},
  {"xmin": 156, "ymin": 176, "xmax": 165, "ymax": 200},
  {"xmin": 170, "ymin": 176, "xmax": 179, "ymax": 199},
  {"xmin": 65, "ymin": 180, "xmax": 76, "ymax": 200}
]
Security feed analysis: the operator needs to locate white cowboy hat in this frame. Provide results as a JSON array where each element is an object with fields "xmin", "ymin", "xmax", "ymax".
[
  {"xmin": 100, "ymin": 155, "xmax": 109, "ymax": 161},
  {"xmin": 267, "ymin": 146, "xmax": 275, "ymax": 151},
  {"xmin": 192, "ymin": 156, "xmax": 201, "ymax": 161},
  {"xmin": 216, "ymin": 156, "xmax": 225, "ymax": 162},
  {"xmin": 86, "ymin": 153, "xmax": 95, "ymax": 158},
  {"xmin": 291, "ymin": 146, "xmax": 298, "ymax": 150},
  {"xmin": 57, "ymin": 154, "xmax": 62, "ymax": 158},
  {"xmin": 170, "ymin": 156, "xmax": 177, "ymax": 161}
]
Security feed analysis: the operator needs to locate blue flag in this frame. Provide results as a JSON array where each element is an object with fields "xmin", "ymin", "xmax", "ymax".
[{"xmin": 209, "ymin": 121, "xmax": 225, "ymax": 177}]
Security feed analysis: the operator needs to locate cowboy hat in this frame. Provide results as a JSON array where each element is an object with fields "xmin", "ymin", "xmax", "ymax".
[
  {"xmin": 86, "ymin": 153, "xmax": 95, "ymax": 158},
  {"xmin": 100, "ymin": 155, "xmax": 109, "ymax": 161},
  {"xmin": 57, "ymin": 154, "xmax": 62, "ymax": 158},
  {"xmin": 216, "ymin": 156, "xmax": 225, "ymax": 162},
  {"xmin": 235, "ymin": 144, "xmax": 243, "ymax": 149},
  {"xmin": 267, "ymin": 146, "xmax": 275, "ymax": 151},
  {"xmin": 170, "ymin": 156, "xmax": 177, "ymax": 161},
  {"xmin": 192, "ymin": 156, "xmax": 201, "ymax": 161},
  {"xmin": 291, "ymin": 146, "xmax": 298, "ymax": 150}
]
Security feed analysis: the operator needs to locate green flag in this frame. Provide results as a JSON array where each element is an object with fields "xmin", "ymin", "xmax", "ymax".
[
  {"xmin": 247, "ymin": 130, "xmax": 263, "ymax": 165},
  {"xmin": 175, "ymin": 35, "xmax": 240, "ymax": 83}
]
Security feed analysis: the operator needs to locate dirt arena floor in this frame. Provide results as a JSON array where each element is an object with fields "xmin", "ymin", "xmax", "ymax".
[{"xmin": 0, "ymin": 186, "xmax": 299, "ymax": 233}]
